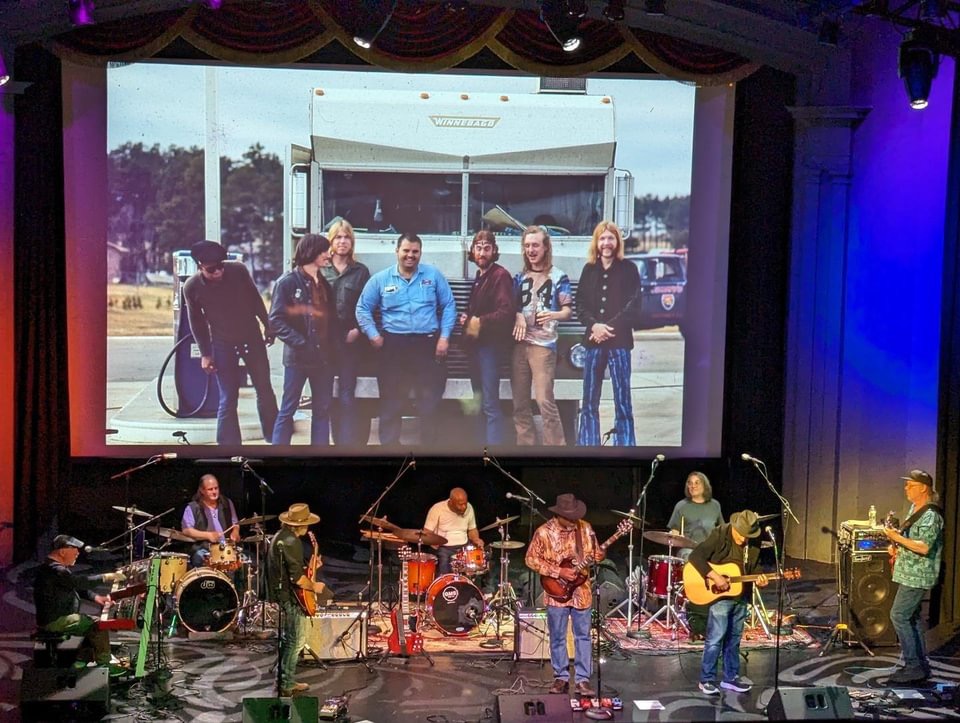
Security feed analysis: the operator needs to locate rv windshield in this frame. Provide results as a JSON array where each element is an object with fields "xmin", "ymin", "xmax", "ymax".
[{"xmin": 468, "ymin": 174, "xmax": 604, "ymax": 236}]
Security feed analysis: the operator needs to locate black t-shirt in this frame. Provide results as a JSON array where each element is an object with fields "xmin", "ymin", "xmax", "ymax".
[{"xmin": 687, "ymin": 524, "xmax": 761, "ymax": 600}]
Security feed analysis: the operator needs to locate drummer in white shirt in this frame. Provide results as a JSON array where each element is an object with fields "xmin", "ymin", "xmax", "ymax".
[{"xmin": 424, "ymin": 488, "xmax": 485, "ymax": 574}]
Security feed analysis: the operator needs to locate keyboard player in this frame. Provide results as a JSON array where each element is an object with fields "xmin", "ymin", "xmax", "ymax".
[{"xmin": 34, "ymin": 535, "xmax": 125, "ymax": 666}]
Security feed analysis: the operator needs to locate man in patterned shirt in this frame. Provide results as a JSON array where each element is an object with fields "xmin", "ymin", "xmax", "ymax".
[
  {"xmin": 883, "ymin": 468, "xmax": 943, "ymax": 684},
  {"xmin": 525, "ymin": 493, "xmax": 604, "ymax": 696}
]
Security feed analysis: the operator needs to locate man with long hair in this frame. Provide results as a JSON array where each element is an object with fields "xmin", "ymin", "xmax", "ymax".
[
  {"xmin": 511, "ymin": 226, "xmax": 572, "ymax": 446},
  {"xmin": 575, "ymin": 221, "xmax": 640, "ymax": 446}
]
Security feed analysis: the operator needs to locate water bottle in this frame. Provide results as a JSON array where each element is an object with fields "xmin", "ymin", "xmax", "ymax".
[{"xmin": 868, "ymin": 505, "xmax": 877, "ymax": 527}]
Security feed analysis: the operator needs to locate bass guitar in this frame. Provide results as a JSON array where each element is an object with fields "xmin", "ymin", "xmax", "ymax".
[
  {"xmin": 681, "ymin": 561, "xmax": 800, "ymax": 606},
  {"xmin": 541, "ymin": 519, "xmax": 632, "ymax": 603},
  {"xmin": 387, "ymin": 548, "xmax": 423, "ymax": 655},
  {"xmin": 294, "ymin": 531, "xmax": 321, "ymax": 616}
]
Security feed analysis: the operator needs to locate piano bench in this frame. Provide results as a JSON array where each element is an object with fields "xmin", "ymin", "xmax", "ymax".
[{"xmin": 32, "ymin": 630, "xmax": 82, "ymax": 667}]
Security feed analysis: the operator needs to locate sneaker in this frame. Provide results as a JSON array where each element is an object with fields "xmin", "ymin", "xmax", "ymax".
[
  {"xmin": 720, "ymin": 677, "xmax": 752, "ymax": 693},
  {"xmin": 574, "ymin": 680, "xmax": 596, "ymax": 697},
  {"xmin": 698, "ymin": 681, "xmax": 720, "ymax": 696},
  {"xmin": 279, "ymin": 682, "xmax": 310, "ymax": 696},
  {"xmin": 549, "ymin": 678, "xmax": 569, "ymax": 694},
  {"xmin": 888, "ymin": 667, "xmax": 927, "ymax": 685}
]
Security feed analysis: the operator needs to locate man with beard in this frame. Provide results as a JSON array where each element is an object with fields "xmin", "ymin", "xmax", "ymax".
[{"xmin": 458, "ymin": 230, "xmax": 514, "ymax": 446}]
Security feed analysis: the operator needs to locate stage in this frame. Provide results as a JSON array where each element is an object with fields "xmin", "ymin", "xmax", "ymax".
[{"xmin": 2, "ymin": 554, "xmax": 958, "ymax": 721}]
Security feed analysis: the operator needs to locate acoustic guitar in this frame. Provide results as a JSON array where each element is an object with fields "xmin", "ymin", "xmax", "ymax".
[
  {"xmin": 541, "ymin": 519, "xmax": 632, "ymax": 603},
  {"xmin": 294, "ymin": 531, "xmax": 321, "ymax": 616},
  {"xmin": 681, "ymin": 561, "xmax": 800, "ymax": 606}
]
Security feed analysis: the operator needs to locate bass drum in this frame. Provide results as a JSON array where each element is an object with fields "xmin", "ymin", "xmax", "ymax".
[
  {"xmin": 425, "ymin": 574, "xmax": 485, "ymax": 637},
  {"xmin": 175, "ymin": 568, "xmax": 238, "ymax": 633}
]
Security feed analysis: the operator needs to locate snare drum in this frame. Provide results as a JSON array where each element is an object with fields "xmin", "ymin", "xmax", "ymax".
[
  {"xmin": 174, "ymin": 568, "xmax": 238, "ymax": 634},
  {"xmin": 647, "ymin": 555, "xmax": 684, "ymax": 597},
  {"xmin": 451, "ymin": 545, "xmax": 489, "ymax": 576},
  {"xmin": 208, "ymin": 541, "xmax": 241, "ymax": 572},
  {"xmin": 426, "ymin": 574, "xmax": 485, "ymax": 636},
  {"xmin": 156, "ymin": 552, "xmax": 189, "ymax": 593},
  {"xmin": 406, "ymin": 553, "xmax": 437, "ymax": 596}
]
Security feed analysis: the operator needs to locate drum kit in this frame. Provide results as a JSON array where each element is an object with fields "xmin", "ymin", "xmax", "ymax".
[
  {"xmin": 360, "ymin": 513, "xmax": 525, "ymax": 640},
  {"xmin": 107, "ymin": 505, "xmax": 277, "ymax": 635},
  {"xmin": 637, "ymin": 529, "xmax": 694, "ymax": 635}
]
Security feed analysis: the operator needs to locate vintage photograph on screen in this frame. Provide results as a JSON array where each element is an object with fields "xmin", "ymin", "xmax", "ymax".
[{"xmin": 104, "ymin": 64, "xmax": 695, "ymax": 452}]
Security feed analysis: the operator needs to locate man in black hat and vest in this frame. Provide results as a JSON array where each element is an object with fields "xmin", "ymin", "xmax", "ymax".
[
  {"xmin": 34, "ymin": 535, "xmax": 125, "ymax": 666},
  {"xmin": 525, "ymin": 493, "xmax": 604, "ymax": 697},
  {"xmin": 266, "ymin": 503, "xmax": 327, "ymax": 697},
  {"xmin": 182, "ymin": 240, "xmax": 278, "ymax": 445},
  {"xmin": 883, "ymin": 468, "xmax": 943, "ymax": 684},
  {"xmin": 687, "ymin": 509, "xmax": 768, "ymax": 696},
  {"xmin": 180, "ymin": 473, "xmax": 241, "ymax": 568}
]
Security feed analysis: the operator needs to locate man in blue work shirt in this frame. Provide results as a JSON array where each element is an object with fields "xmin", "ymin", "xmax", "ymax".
[{"xmin": 356, "ymin": 233, "xmax": 456, "ymax": 446}]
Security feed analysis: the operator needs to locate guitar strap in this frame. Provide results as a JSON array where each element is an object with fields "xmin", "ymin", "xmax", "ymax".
[
  {"xmin": 574, "ymin": 521, "xmax": 585, "ymax": 566},
  {"xmin": 901, "ymin": 504, "xmax": 940, "ymax": 535}
]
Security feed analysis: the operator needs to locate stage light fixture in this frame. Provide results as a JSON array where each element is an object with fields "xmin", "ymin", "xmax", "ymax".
[
  {"xmin": 603, "ymin": 0, "xmax": 626, "ymax": 21},
  {"xmin": 643, "ymin": 0, "xmax": 665, "ymax": 15},
  {"xmin": 898, "ymin": 31, "xmax": 939, "ymax": 110},
  {"xmin": 67, "ymin": 0, "xmax": 95, "ymax": 26},
  {"xmin": 540, "ymin": 1, "xmax": 582, "ymax": 52},
  {"xmin": 567, "ymin": 0, "xmax": 588, "ymax": 18},
  {"xmin": 352, "ymin": 0, "xmax": 398, "ymax": 50},
  {"xmin": 817, "ymin": 18, "xmax": 839, "ymax": 46}
]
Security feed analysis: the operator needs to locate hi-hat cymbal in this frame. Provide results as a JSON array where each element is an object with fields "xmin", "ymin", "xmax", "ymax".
[
  {"xmin": 237, "ymin": 514, "xmax": 277, "ymax": 526},
  {"xmin": 611, "ymin": 509, "xmax": 648, "ymax": 526},
  {"xmin": 393, "ymin": 528, "xmax": 447, "ymax": 546},
  {"xmin": 360, "ymin": 529, "xmax": 405, "ymax": 546},
  {"xmin": 146, "ymin": 525, "xmax": 192, "ymax": 543},
  {"xmin": 242, "ymin": 533, "xmax": 267, "ymax": 543},
  {"xmin": 479, "ymin": 515, "xmax": 520, "ymax": 532},
  {"xmin": 643, "ymin": 530, "xmax": 696, "ymax": 548},
  {"xmin": 112, "ymin": 505, "xmax": 153, "ymax": 518},
  {"xmin": 489, "ymin": 540, "xmax": 525, "ymax": 550},
  {"xmin": 360, "ymin": 515, "xmax": 398, "ymax": 532}
]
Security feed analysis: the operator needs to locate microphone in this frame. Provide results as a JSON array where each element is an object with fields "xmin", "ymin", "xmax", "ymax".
[
  {"xmin": 741, "ymin": 453, "xmax": 762, "ymax": 464},
  {"xmin": 482, "ymin": 447, "xmax": 489, "ymax": 466},
  {"xmin": 756, "ymin": 513, "xmax": 780, "ymax": 522},
  {"xmin": 765, "ymin": 525, "xmax": 776, "ymax": 540},
  {"xmin": 654, "ymin": 454, "xmax": 665, "ymax": 463},
  {"xmin": 506, "ymin": 492, "xmax": 530, "ymax": 502},
  {"xmin": 84, "ymin": 545, "xmax": 110, "ymax": 553},
  {"xmin": 158, "ymin": 452, "xmax": 178, "ymax": 460},
  {"xmin": 409, "ymin": 457, "xmax": 416, "ymax": 470}
]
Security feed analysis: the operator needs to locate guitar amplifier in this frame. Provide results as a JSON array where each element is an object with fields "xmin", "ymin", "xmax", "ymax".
[
  {"xmin": 20, "ymin": 666, "xmax": 110, "ymax": 718},
  {"xmin": 517, "ymin": 609, "xmax": 549, "ymax": 660},
  {"xmin": 305, "ymin": 607, "xmax": 368, "ymax": 660},
  {"xmin": 839, "ymin": 521, "xmax": 889, "ymax": 552}
]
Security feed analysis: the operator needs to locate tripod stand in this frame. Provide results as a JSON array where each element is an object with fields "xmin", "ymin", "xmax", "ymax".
[
  {"xmin": 819, "ymin": 540, "xmax": 873, "ymax": 656},
  {"xmin": 480, "ymin": 522, "xmax": 523, "ymax": 648}
]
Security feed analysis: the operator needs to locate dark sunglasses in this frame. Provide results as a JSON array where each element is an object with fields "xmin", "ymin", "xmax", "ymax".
[{"xmin": 202, "ymin": 262, "xmax": 225, "ymax": 273}]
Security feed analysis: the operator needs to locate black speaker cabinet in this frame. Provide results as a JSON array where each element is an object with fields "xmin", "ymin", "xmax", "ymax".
[
  {"xmin": 304, "ymin": 607, "xmax": 368, "ymax": 660},
  {"xmin": 841, "ymin": 550, "xmax": 898, "ymax": 646},
  {"xmin": 242, "ymin": 697, "xmax": 319, "ymax": 722},
  {"xmin": 516, "ymin": 609, "xmax": 549, "ymax": 660},
  {"xmin": 20, "ymin": 666, "xmax": 110, "ymax": 719},
  {"xmin": 496, "ymin": 693, "xmax": 573, "ymax": 722},
  {"xmin": 767, "ymin": 686, "xmax": 853, "ymax": 720}
]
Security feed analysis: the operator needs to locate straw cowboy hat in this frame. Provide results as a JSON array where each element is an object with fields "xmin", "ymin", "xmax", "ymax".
[{"xmin": 278, "ymin": 503, "xmax": 320, "ymax": 526}]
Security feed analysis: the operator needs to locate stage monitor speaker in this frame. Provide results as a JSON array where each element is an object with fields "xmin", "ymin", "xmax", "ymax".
[
  {"xmin": 841, "ymin": 551, "xmax": 898, "ymax": 646},
  {"xmin": 20, "ymin": 666, "xmax": 110, "ymax": 718},
  {"xmin": 242, "ymin": 696, "xmax": 319, "ymax": 722},
  {"xmin": 496, "ymin": 693, "xmax": 573, "ymax": 722},
  {"xmin": 767, "ymin": 686, "xmax": 853, "ymax": 720},
  {"xmin": 517, "ymin": 609, "xmax": 549, "ymax": 660},
  {"xmin": 304, "ymin": 607, "xmax": 368, "ymax": 660}
]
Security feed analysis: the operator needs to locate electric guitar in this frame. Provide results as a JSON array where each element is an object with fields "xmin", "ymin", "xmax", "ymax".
[
  {"xmin": 387, "ymin": 548, "xmax": 423, "ymax": 655},
  {"xmin": 541, "ymin": 519, "xmax": 632, "ymax": 603},
  {"xmin": 294, "ymin": 531, "xmax": 321, "ymax": 616},
  {"xmin": 681, "ymin": 561, "xmax": 801, "ymax": 606},
  {"xmin": 884, "ymin": 511, "xmax": 901, "ymax": 568}
]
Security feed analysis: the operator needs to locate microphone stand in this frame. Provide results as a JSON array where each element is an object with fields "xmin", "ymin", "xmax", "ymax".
[
  {"xmin": 237, "ymin": 458, "xmax": 274, "ymax": 631},
  {"xmin": 626, "ymin": 457, "xmax": 661, "ymax": 638},
  {"xmin": 111, "ymin": 456, "xmax": 170, "ymax": 565},
  {"xmin": 484, "ymin": 452, "xmax": 547, "ymax": 607},
  {"xmin": 358, "ymin": 455, "xmax": 416, "ymax": 633}
]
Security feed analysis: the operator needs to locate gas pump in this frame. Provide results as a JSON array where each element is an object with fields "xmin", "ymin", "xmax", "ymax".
[{"xmin": 159, "ymin": 249, "xmax": 243, "ymax": 418}]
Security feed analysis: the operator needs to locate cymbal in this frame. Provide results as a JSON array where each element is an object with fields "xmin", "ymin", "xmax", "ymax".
[
  {"xmin": 242, "ymin": 533, "xmax": 268, "ymax": 543},
  {"xmin": 489, "ymin": 540, "xmax": 525, "ymax": 550},
  {"xmin": 479, "ymin": 515, "xmax": 520, "ymax": 532},
  {"xmin": 393, "ymin": 528, "xmax": 447, "ymax": 546},
  {"xmin": 237, "ymin": 514, "xmax": 276, "ymax": 526},
  {"xmin": 643, "ymin": 530, "xmax": 697, "ymax": 548},
  {"xmin": 112, "ymin": 505, "xmax": 153, "ymax": 518},
  {"xmin": 360, "ymin": 515, "xmax": 398, "ymax": 532},
  {"xmin": 145, "ymin": 525, "xmax": 192, "ymax": 543},
  {"xmin": 611, "ymin": 509, "xmax": 648, "ymax": 526},
  {"xmin": 360, "ymin": 529, "xmax": 405, "ymax": 546}
]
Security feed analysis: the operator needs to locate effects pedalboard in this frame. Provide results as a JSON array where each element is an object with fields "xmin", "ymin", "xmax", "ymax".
[
  {"xmin": 318, "ymin": 696, "xmax": 348, "ymax": 721},
  {"xmin": 570, "ymin": 696, "xmax": 623, "ymax": 712}
]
